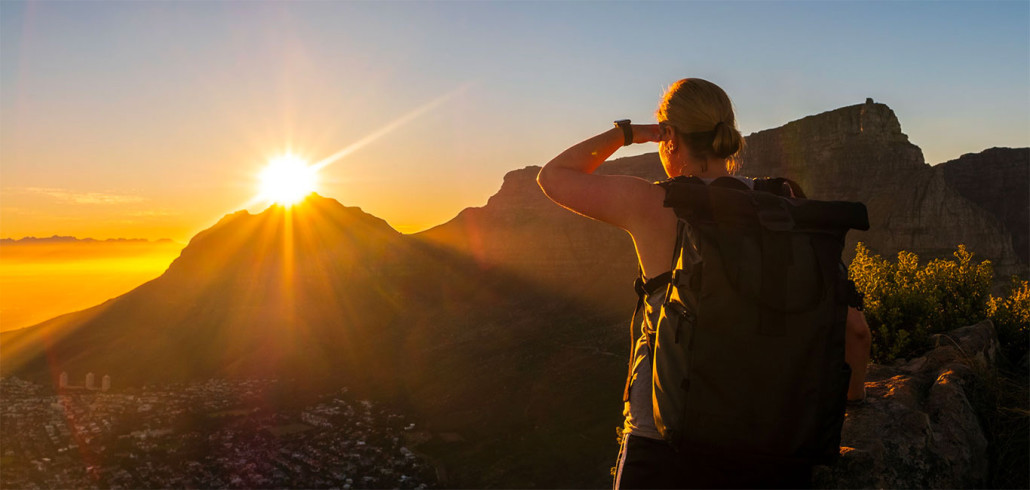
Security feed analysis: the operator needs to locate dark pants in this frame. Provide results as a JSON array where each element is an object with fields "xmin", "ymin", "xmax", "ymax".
[{"xmin": 614, "ymin": 434, "xmax": 813, "ymax": 489}]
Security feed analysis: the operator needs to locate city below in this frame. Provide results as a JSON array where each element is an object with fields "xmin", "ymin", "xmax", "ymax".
[{"xmin": 0, "ymin": 376, "xmax": 439, "ymax": 489}]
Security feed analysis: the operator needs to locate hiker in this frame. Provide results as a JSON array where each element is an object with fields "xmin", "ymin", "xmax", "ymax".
[{"xmin": 537, "ymin": 78, "xmax": 871, "ymax": 488}]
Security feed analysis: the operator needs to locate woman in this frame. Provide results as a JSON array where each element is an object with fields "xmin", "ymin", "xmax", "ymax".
[{"xmin": 536, "ymin": 78, "xmax": 871, "ymax": 488}]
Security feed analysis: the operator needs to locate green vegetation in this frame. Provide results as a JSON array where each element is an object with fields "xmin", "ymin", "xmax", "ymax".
[
  {"xmin": 987, "ymin": 276, "xmax": 1030, "ymax": 363},
  {"xmin": 848, "ymin": 243, "xmax": 1029, "ymax": 364}
]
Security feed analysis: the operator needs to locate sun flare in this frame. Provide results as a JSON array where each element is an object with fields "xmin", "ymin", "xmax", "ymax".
[{"xmin": 258, "ymin": 155, "xmax": 318, "ymax": 206}]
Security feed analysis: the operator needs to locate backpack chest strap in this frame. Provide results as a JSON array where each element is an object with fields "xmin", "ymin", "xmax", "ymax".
[{"xmin": 634, "ymin": 270, "xmax": 674, "ymax": 299}]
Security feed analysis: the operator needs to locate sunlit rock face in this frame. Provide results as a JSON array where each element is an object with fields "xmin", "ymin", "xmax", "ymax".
[
  {"xmin": 740, "ymin": 99, "xmax": 1021, "ymax": 275},
  {"xmin": 414, "ymin": 154, "xmax": 667, "ymax": 311},
  {"xmin": 935, "ymin": 147, "xmax": 1030, "ymax": 267},
  {"xmin": 814, "ymin": 321, "xmax": 998, "ymax": 489}
]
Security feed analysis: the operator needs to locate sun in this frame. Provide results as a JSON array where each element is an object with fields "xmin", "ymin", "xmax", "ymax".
[{"xmin": 258, "ymin": 155, "xmax": 318, "ymax": 206}]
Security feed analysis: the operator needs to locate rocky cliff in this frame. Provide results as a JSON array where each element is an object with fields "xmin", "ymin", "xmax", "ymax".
[
  {"xmin": 935, "ymin": 147, "xmax": 1029, "ymax": 268},
  {"xmin": 814, "ymin": 321, "xmax": 1005, "ymax": 488},
  {"xmin": 740, "ymin": 99, "xmax": 1021, "ymax": 275}
]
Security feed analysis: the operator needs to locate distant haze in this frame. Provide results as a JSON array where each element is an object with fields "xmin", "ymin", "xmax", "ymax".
[{"xmin": 0, "ymin": 238, "xmax": 183, "ymax": 331}]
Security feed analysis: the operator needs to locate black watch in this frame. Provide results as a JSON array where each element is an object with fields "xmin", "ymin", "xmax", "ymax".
[{"xmin": 614, "ymin": 119, "xmax": 632, "ymax": 146}]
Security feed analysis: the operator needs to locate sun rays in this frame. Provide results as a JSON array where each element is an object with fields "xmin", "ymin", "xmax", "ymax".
[{"xmin": 239, "ymin": 81, "xmax": 476, "ymax": 215}]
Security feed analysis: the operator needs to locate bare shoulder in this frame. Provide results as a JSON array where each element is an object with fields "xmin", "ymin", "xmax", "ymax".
[{"xmin": 537, "ymin": 168, "xmax": 664, "ymax": 231}]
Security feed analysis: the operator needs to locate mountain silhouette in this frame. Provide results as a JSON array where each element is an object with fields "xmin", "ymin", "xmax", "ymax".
[{"xmin": 2, "ymin": 195, "xmax": 419, "ymax": 388}]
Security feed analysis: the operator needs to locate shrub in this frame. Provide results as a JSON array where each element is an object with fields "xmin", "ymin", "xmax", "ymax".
[
  {"xmin": 849, "ymin": 243, "xmax": 994, "ymax": 363},
  {"xmin": 988, "ymin": 277, "xmax": 1030, "ymax": 363}
]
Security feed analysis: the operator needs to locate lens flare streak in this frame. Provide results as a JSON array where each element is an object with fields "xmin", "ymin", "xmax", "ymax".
[{"xmin": 311, "ymin": 81, "xmax": 475, "ymax": 172}]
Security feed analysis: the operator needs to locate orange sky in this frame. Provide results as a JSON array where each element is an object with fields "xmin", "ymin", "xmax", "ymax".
[
  {"xmin": 3, "ymin": 2, "xmax": 1027, "ymax": 242},
  {"xmin": 0, "ymin": 240, "xmax": 185, "ymax": 331}
]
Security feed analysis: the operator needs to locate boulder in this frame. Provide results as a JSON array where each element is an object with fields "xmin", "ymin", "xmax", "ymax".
[{"xmin": 814, "ymin": 321, "xmax": 998, "ymax": 488}]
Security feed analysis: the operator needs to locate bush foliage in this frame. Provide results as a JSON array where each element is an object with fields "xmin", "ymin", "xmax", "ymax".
[
  {"xmin": 988, "ymin": 277, "xmax": 1030, "ymax": 363},
  {"xmin": 848, "ymin": 243, "xmax": 1029, "ymax": 363}
]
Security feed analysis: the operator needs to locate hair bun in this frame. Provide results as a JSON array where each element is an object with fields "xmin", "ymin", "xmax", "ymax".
[
  {"xmin": 711, "ymin": 121, "xmax": 741, "ymax": 159},
  {"xmin": 656, "ymin": 78, "xmax": 743, "ymax": 173}
]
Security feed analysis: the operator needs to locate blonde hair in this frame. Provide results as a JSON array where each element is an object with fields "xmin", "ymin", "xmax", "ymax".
[{"xmin": 656, "ymin": 78, "xmax": 744, "ymax": 173}]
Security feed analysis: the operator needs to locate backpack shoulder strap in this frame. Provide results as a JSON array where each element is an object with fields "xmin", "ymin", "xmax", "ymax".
[{"xmin": 624, "ymin": 268, "xmax": 674, "ymax": 401}]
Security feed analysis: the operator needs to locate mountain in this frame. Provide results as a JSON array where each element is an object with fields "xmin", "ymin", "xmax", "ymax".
[
  {"xmin": 2, "ymin": 101, "xmax": 1027, "ymax": 488},
  {"xmin": 934, "ymin": 147, "xmax": 1029, "ymax": 267},
  {"xmin": 1, "ymin": 197, "xmax": 414, "ymax": 387},
  {"xmin": 416, "ymin": 153, "xmax": 666, "ymax": 309},
  {"xmin": 740, "ymin": 99, "xmax": 1023, "ymax": 277}
]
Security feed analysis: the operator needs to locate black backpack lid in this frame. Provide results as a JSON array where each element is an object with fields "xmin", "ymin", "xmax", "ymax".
[{"xmin": 660, "ymin": 177, "xmax": 869, "ymax": 232}]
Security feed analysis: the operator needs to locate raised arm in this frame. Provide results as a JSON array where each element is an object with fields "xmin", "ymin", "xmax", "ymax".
[{"xmin": 537, "ymin": 124, "xmax": 661, "ymax": 230}]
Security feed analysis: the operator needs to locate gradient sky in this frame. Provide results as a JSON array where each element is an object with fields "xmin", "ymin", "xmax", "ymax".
[{"xmin": 2, "ymin": 1, "xmax": 1028, "ymax": 240}]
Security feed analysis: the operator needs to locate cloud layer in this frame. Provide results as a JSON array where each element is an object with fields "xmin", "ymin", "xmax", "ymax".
[{"xmin": 18, "ymin": 187, "xmax": 145, "ymax": 205}]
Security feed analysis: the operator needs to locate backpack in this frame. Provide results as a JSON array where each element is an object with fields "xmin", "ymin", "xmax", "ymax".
[{"xmin": 635, "ymin": 175, "xmax": 868, "ymax": 476}]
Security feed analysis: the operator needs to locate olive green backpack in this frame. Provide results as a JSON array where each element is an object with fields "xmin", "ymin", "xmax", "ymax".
[{"xmin": 637, "ymin": 176, "xmax": 868, "ymax": 474}]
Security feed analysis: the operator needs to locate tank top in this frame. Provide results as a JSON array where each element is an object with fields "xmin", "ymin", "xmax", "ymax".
[
  {"xmin": 622, "ymin": 293, "xmax": 666, "ymax": 439},
  {"xmin": 623, "ymin": 176, "xmax": 755, "ymax": 440}
]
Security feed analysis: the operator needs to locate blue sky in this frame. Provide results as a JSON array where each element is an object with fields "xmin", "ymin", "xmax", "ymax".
[{"xmin": 2, "ymin": 1, "xmax": 1028, "ymax": 238}]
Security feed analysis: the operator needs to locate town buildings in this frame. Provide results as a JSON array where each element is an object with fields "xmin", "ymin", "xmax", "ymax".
[{"xmin": 0, "ymin": 377, "xmax": 437, "ymax": 489}]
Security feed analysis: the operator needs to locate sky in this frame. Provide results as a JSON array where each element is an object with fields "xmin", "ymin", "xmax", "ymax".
[{"xmin": 2, "ymin": 0, "xmax": 1028, "ymax": 241}]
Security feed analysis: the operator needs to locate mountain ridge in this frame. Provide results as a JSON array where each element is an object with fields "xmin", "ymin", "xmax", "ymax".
[{"xmin": 934, "ymin": 147, "xmax": 1029, "ymax": 265}]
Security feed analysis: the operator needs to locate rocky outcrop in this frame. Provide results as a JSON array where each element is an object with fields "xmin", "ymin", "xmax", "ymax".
[
  {"xmin": 935, "ymin": 148, "xmax": 1029, "ymax": 267},
  {"xmin": 741, "ymin": 99, "xmax": 924, "ymax": 200},
  {"xmin": 814, "ymin": 321, "xmax": 998, "ymax": 489},
  {"xmin": 740, "ymin": 99, "xmax": 1021, "ymax": 275},
  {"xmin": 414, "ymin": 154, "xmax": 666, "ymax": 309}
]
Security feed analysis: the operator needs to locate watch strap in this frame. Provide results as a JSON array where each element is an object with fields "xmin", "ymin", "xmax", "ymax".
[{"xmin": 614, "ymin": 119, "xmax": 632, "ymax": 146}]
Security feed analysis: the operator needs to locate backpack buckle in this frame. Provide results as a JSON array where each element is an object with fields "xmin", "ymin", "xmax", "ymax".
[{"xmin": 633, "ymin": 276, "xmax": 648, "ymax": 298}]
